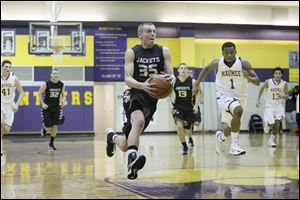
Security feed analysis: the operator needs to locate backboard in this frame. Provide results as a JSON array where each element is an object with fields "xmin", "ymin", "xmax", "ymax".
[{"xmin": 29, "ymin": 22, "xmax": 85, "ymax": 55}]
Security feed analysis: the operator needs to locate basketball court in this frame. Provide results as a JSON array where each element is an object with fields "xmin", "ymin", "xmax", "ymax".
[{"xmin": 1, "ymin": 133, "xmax": 299, "ymax": 199}]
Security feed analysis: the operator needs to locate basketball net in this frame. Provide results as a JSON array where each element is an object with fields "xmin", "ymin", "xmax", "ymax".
[{"xmin": 52, "ymin": 46, "xmax": 64, "ymax": 62}]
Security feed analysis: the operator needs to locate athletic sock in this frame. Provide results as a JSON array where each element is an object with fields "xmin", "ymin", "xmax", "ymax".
[
  {"xmin": 231, "ymin": 132, "xmax": 239, "ymax": 145},
  {"xmin": 49, "ymin": 137, "xmax": 55, "ymax": 146}
]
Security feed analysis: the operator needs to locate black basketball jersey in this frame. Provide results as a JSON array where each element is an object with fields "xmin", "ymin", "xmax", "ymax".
[
  {"xmin": 174, "ymin": 77, "xmax": 193, "ymax": 111},
  {"xmin": 44, "ymin": 80, "xmax": 64, "ymax": 108},
  {"xmin": 131, "ymin": 44, "xmax": 165, "ymax": 100}
]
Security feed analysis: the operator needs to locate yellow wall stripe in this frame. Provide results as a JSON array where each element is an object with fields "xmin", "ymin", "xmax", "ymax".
[{"xmin": 1, "ymin": 35, "xmax": 94, "ymax": 66}]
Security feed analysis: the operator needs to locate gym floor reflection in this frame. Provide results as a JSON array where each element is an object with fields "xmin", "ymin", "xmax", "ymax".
[{"xmin": 1, "ymin": 133, "xmax": 299, "ymax": 199}]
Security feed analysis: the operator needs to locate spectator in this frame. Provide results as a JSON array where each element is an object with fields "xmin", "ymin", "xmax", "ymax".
[{"xmin": 285, "ymin": 89, "xmax": 298, "ymax": 134}]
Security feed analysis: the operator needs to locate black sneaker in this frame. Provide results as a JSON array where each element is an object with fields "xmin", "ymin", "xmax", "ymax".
[
  {"xmin": 182, "ymin": 146, "xmax": 188, "ymax": 155},
  {"xmin": 188, "ymin": 138, "xmax": 194, "ymax": 147},
  {"xmin": 127, "ymin": 154, "xmax": 146, "ymax": 180},
  {"xmin": 106, "ymin": 128, "xmax": 116, "ymax": 157},
  {"xmin": 48, "ymin": 144, "xmax": 57, "ymax": 151},
  {"xmin": 41, "ymin": 126, "xmax": 46, "ymax": 137}
]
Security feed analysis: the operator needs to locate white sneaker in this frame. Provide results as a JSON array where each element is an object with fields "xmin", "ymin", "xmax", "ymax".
[
  {"xmin": 1, "ymin": 153, "xmax": 6, "ymax": 167},
  {"xmin": 216, "ymin": 131, "xmax": 226, "ymax": 154},
  {"xmin": 264, "ymin": 124, "xmax": 270, "ymax": 134},
  {"xmin": 41, "ymin": 125, "xmax": 46, "ymax": 137},
  {"xmin": 229, "ymin": 144, "xmax": 246, "ymax": 156},
  {"xmin": 268, "ymin": 137, "xmax": 277, "ymax": 147},
  {"xmin": 106, "ymin": 128, "xmax": 115, "ymax": 135}
]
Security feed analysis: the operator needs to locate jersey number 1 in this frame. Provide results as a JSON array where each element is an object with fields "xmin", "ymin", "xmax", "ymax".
[{"xmin": 230, "ymin": 79, "xmax": 235, "ymax": 89}]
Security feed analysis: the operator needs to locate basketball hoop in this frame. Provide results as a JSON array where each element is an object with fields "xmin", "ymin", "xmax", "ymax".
[
  {"xmin": 52, "ymin": 46, "xmax": 64, "ymax": 62},
  {"xmin": 48, "ymin": 1, "xmax": 63, "ymax": 62}
]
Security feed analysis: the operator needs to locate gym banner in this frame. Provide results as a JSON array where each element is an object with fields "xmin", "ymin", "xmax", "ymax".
[
  {"xmin": 94, "ymin": 27, "xmax": 126, "ymax": 81},
  {"xmin": 12, "ymin": 86, "xmax": 94, "ymax": 133}
]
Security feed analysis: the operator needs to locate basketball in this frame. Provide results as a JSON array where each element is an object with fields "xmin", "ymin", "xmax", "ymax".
[{"xmin": 148, "ymin": 74, "xmax": 173, "ymax": 99}]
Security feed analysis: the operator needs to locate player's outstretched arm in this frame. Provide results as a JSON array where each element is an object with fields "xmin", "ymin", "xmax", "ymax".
[
  {"xmin": 193, "ymin": 79, "xmax": 202, "ymax": 112},
  {"xmin": 278, "ymin": 82, "xmax": 289, "ymax": 100},
  {"xmin": 61, "ymin": 85, "xmax": 66, "ymax": 107},
  {"xmin": 241, "ymin": 60, "xmax": 260, "ymax": 86},
  {"xmin": 13, "ymin": 77, "xmax": 25, "ymax": 112},
  {"xmin": 256, "ymin": 80, "xmax": 268, "ymax": 108},
  {"xmin": 39, "ymin": 82, "xmax": 48, "ymax": 109},
  {"xmin": 193, "ymin": 59, "xmax": 219, "ymax": 94},
  {"xmin": 162, "ymin": 47, "xmax": 175, "ymax": 85}
]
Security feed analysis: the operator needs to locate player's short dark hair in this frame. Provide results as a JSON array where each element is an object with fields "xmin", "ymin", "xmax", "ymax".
[
  {"xmin": 52, "ymin": 68, "xmax": 60, "ymax": 73},
  {"xmin": 222, "ymin": 42, "xmax": 236, "ymax": 51},
  {"xmin": 178, "ymin": 63, "xmax": 188, "ymax": 68},
  {"xmin": 2, "ymin": 60, "xmax": 12, "ymax": 67},
  {"xmin": 138, "ymin": 22, "xmax": 155, "ymax": 35},
  {"xmin": 273, "ymin": 67, "xmax": 283, "ymax": 74}
]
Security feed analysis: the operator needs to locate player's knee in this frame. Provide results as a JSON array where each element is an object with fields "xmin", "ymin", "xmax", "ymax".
[
  {"xmin": 1, "ymin": 126, "xmax": 5, "ymax": 134},
  {"xmin": 132, "ymin": 118, "xmax": 145, "ymax": 130},
  {"xmin": 233, "ymin": 106, "xmax": 243, "ymax": 117},
  {"xmin": 274, "ymin": 121, "xmax": 281, "ymax": 128},
  {"xmin": 4, "ymin": 126, "xmax": 11, "ymax": 133},
  {"xmin": 176, "ymin": 121, "xmax": 184, "ymax": 131},
  {"xmin": 177, "ymin": 126, "xmax": 184, "ymax": 132},
  {"xmin": 224, "ymin": 125, "xmax": 231, "ymax": 134},
  {"xmin": 268, "ymin": 124, "xmax": 274, "ymax": 129},
  {"xmin": 184, "ymin": 122, "xmax": 192, "ymax": 130},
  {"xmin": 45, "ymin": 127, "xmax": 52, "ymax": 133}
]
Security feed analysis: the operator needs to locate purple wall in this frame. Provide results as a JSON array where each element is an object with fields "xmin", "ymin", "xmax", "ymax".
[{"xmin": 12, "ymin": 86, "xmax": 94, "ymax": 132}]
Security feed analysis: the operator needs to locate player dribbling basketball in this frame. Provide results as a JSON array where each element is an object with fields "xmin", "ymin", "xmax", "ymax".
[{"xmin": 105, "ymin": 22, "xmax": 175, "ymax": 179}]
